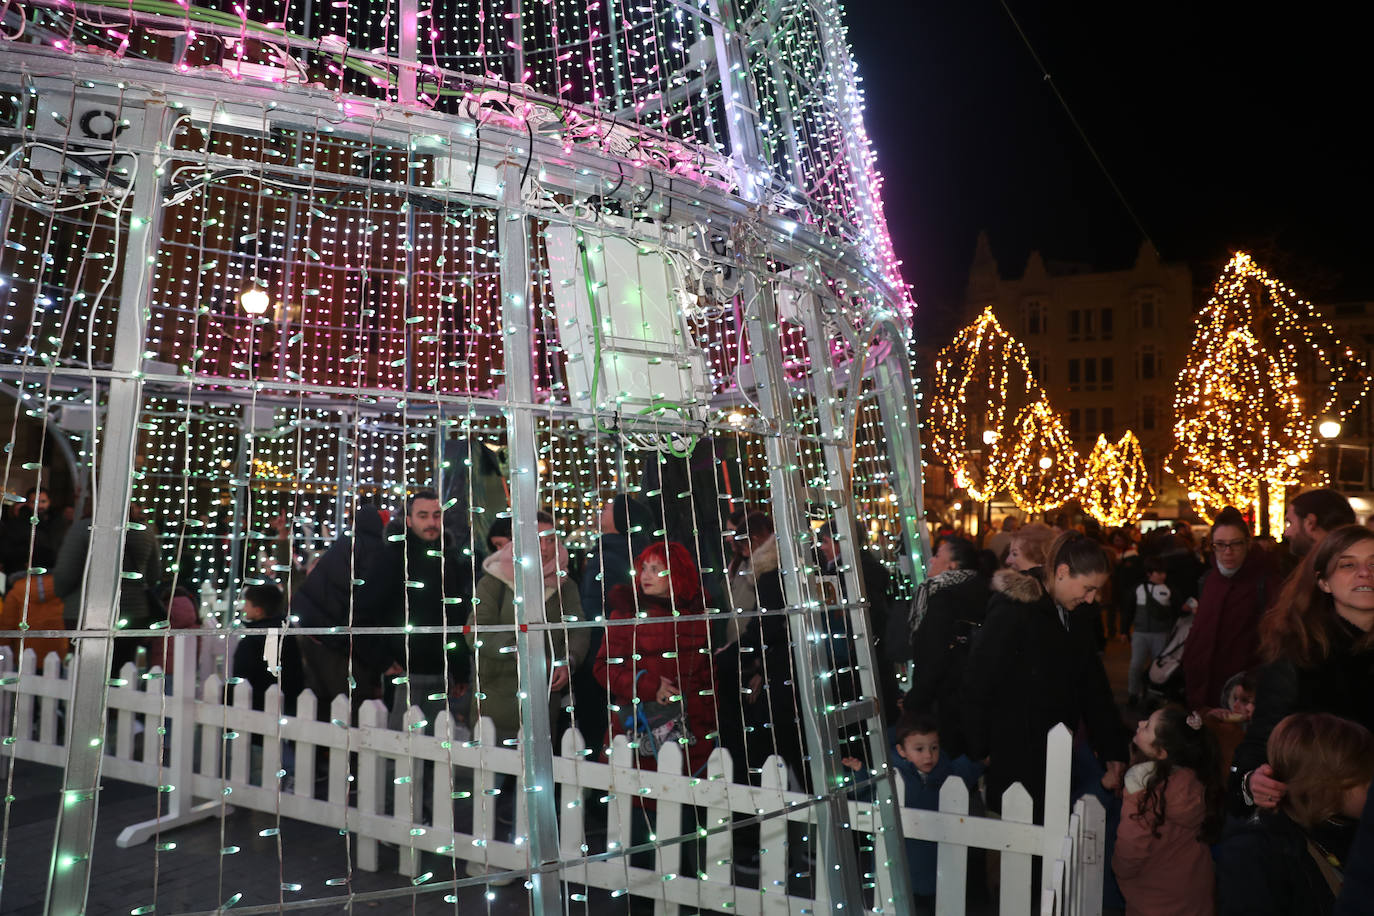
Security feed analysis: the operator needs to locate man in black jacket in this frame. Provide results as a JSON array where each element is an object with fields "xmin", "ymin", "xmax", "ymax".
[
  {"xmin": 905, "ymin": 535, "xmax": 988, "ymax": 757},
  {"xmin": 353, "ymin": 491, "xmax": 475, "ymax": 729},
  {"xmin": 292, "ymin": 502, "xmax": 388, "ymax": 713}
]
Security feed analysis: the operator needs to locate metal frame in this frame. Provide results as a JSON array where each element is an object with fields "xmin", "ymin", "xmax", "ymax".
[
  {"xmin": 739, "ymin": 272, "xmax": 867, "ymax": 908},
  {"xmin": 43, "ymin": 100, "xmax": 172, "ymax": 916},
  {"xmin": 498, "ymin": 162, "xmax": 561, "ymax": 913},
  {"xmin": 796, "ymin": 297, "xmax": 916, "ymax": 908},
  {"xmin": 0, "ymin": 0, "xmax": 924, "ymax": 904}
]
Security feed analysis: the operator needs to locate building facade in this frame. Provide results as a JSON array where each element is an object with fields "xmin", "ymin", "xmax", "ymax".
[
  {"xmin": 962, "ymin": 233, "xmax": 1196, "ymax": 516},
  {"xmin": 1316, "ymin": 301, "xmax": 1374, "ymax": 519}
]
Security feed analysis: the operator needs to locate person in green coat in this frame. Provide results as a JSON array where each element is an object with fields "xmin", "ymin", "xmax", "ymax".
[{"xmin": 472, "ymin": 511, "xmax": 587, "ymax": 743}]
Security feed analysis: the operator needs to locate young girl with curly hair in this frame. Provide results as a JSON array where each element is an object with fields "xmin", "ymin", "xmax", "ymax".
[{"xmin": 1113, "ymin": 705, "xmax": 1224, "ymax": 915}]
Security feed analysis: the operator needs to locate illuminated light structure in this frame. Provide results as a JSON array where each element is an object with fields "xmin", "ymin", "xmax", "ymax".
[
  {"xmin": 1081, "ymin": 431, "xmax": 1153, "ymax": 527},
  {"xmin": 0, "ymin": 1, "xmax": 926, "ymax": 913},
  {"xmin": 1002, "ymin": 398, "xmax": 1083, "ymax": 515},
  {"xmin": 926, "ymin": 306, "xmax": 1037, "ymax": 503},
  {"xmin": 1170, "ymin": 327, "xmax": 1310, "ymax": 524},
  {"xmin": 1167, "ymin": 253, "xmax": 1368, "ymax": 523}
]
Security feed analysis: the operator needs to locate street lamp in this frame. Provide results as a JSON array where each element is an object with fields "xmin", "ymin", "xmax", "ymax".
[
  {"xmin": 976, "ymin": 429, "xmax": 1000, "ymax": 536},
  {"xmin": 239, "ymin": 284, "xmax": 271, "ymax": 316},
  {"xmin": 1319, "ymin": 418, "xmax": 1342, "ymax": 440}
]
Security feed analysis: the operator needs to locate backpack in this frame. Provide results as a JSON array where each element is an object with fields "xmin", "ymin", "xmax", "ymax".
[{"xmin": 1148, "ymin": 612, "xmax": 1193, "ymax": 687}]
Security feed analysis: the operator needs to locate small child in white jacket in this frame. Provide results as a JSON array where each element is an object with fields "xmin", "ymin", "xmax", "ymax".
[{"xmin": 1128, "ymin": 559, "xmax": 1174, "ymax": 705}]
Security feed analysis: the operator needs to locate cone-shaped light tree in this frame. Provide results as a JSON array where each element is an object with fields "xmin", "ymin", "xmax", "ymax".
[
  {"xmin": 1170, "ymin": 327, "xmax": 1310, "ymax": 521},
  {"xmin": 927, "ymin": 306, "xmax": 1037, "ymax": 502},
  {"xmin": 1082, "ymin": 431, "xmax": 1154, "ymax": 527},
  {"xmin": 1167, "ymin": 253, "xmax": 1369, "ymax": 523},
  {"xmin": 1004, "ymin": 398, "xmax": 1083, "ymax": 514}
]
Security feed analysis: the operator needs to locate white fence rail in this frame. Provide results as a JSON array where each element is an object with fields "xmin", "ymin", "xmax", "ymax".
[{"xmin": 0, "ymin": 639, "xmax": 1103, "ymax": 915}]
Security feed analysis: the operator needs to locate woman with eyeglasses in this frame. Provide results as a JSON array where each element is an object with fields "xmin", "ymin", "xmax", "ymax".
[{"xmin": 1180, "ymin": 506, "xmax": 1281, "ymax": 714}]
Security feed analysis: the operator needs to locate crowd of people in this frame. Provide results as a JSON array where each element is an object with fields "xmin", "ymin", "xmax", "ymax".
[
  {"xmin": 902, "ymin": 489, "xmax": 1372, "ymax": 915},
  {"xmin": 3, "ymin": 478, "xmax": 1372, "ymax": 912}
]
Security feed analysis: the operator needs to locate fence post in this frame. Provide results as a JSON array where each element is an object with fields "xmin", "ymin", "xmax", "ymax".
[
  {"xmin": 118, "ymin": 634, "xmax": 220, "ymax": 846},
  {"xmin": 228, "ymin": 676, "xmax": 253, "ymax": 786},
  {"xmin": 200, "ymin": 674, "xmax": 223, "ymax": 781},
  {"xmin": 327, "ymin": 694, "xmax": 351, "ymax": 811},
  {"xmin": 703, "ymin": 747, "xmax": 733, "ymax": 887},
  {"xmin": 1075, "ymin": 796, "xmax": 1105, "ymax": 916},
  {"xmin": 558, "ymin": 726, "xmax": 588, "ymax": 885},
  {"xmin": 758, "ymin": 755, "xmax": 788, "ymax": 908},
  {"xmin": 355, "ymin": 699, "xmax": 388, "ymax": 871},
  {"xmin": 294, "ymin": 689, "xmax": 319, "ymax": 796},
  {"xmin": 38, "ymin": 652, "xmax": 62, "ymax": 746},
  {"xmin": 1041, "ymin": 724, "xmax": 1074, "ymax": 900},
  {"xmin": 432, "ymin": 710, "xmax": 458, "ymax": 852},
  {"xmin": 654, "ymin": 740, "xmax": 684, "ymax": 916},
  {"xmin": 606, "ymin": 735, "xmax": 634, "ymax": 868},
  {"xmin": 261, "ymin": 685, "xmax": 284, "ymax": 790},
  {"xmin": 1000, "ymin": 783, "xmax": 1035, "ymax": 916},
  {"xmin": 935, "ymin": 776, "xmax": 969, "ymax": 916},
  {"xmin": 397, "ymin": 705, "xmax": 425, "ymax": 877},
  {"xmin": 13, "ymin": 649, "xmax": 36, "ymax": 750}
]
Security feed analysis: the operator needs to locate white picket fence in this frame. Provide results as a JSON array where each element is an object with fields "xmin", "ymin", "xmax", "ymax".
[{"xmin": 0, "ymin": 639, "xmax": 1103, "ymax": 915}]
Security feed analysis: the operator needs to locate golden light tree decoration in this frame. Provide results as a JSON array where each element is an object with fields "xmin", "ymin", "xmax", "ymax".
[
  {"xmin": 926, "ymin": 306, "xmax": 1037, "ymax": 502},
  {"xmin": 1168, "ymin": 252, "xmax": 1367, "ymax": 523},
  {"xmin": 1004, "ymin": 398, "xmax": 1083, "ymax": 514},
  {"xmin": 1169, "ymin": 327, "xmax": 1311, "ymax": 521},
  {"xmin": 1081, "ymin": 431, "xmax": 1154, "ymax": 527}
]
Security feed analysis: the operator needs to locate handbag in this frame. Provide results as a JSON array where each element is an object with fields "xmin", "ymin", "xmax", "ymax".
[{"xmin": 624, "ymin": 670, "xmax": 695, "ymax": 759}]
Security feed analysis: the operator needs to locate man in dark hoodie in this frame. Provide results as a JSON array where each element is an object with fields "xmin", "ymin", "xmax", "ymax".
[
  {"xmin": 571, "ymin": 494, "xmax": 653, "ymax": 754},
  {"xmin": 292, "ymin": 501, "xmax": 388, "ymax": 713},
  {"xmin": 353, "ymin": 490, "xmax": 475, "ymax": 729}
]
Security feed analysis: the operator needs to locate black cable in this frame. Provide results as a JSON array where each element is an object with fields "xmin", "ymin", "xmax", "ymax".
[
  {"xmin": 520, "ymin": 118, "xmax": 534, "ymax": 190},
  {"xmin": 997, "ymin": 0, "xmax": 1159, "ymax": 259},
  {"xmin": 469, "ymin": 124, "xmax": 482, "ymax": 194},
  {"xmin": 608, "ymin": 159, "xmax": 625, "ymax": 198}
]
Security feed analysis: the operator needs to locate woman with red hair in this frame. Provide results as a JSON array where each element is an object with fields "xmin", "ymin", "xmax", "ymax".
[{"xmin": 595, "ymin": 541, "xmax": 717, "ymax": 776}]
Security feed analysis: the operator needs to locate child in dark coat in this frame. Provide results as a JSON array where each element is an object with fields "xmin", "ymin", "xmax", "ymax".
[
  {"xmin": 232, "ymin": 584, "xmax": 303, "ymax": 712},
  {"xmin": 844, "ymin": 711, "xmax": 982, "ymax": 913}
]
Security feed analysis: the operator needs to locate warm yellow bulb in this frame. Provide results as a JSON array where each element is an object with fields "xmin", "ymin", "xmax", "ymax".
[{"xmin": 240, "ymin": 286, "xmax": 271, "ymax": 316}]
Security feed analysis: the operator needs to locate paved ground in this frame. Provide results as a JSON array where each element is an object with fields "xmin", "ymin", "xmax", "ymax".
[{"xmin": 0, "ymin": 763, "xmax": 551, "ymax": 914}]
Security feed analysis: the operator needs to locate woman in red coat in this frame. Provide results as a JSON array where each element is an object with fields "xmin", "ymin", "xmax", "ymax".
[{"xmin": 595, "ymin": 542, "xmax": 716, "ymax": 777}]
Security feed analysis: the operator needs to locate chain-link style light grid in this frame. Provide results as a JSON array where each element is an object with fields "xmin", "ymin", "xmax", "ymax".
[{"xmin": 0, "ymin": 1, "xmax": 925, "ymax": 913}]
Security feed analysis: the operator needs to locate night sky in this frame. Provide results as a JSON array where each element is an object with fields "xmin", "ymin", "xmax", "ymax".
[{"xmin": 844, "ymin": 3, "xmax": 1374, "ymax": 341}]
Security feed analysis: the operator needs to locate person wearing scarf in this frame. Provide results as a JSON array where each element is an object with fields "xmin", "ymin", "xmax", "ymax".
[
  {"xmin": 471, "ymin": 511, "xmax": 587, "ymax": 743},
  {"xmin": 905, "ymin": 535, "xmax": 987, "ymax": 759}
]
